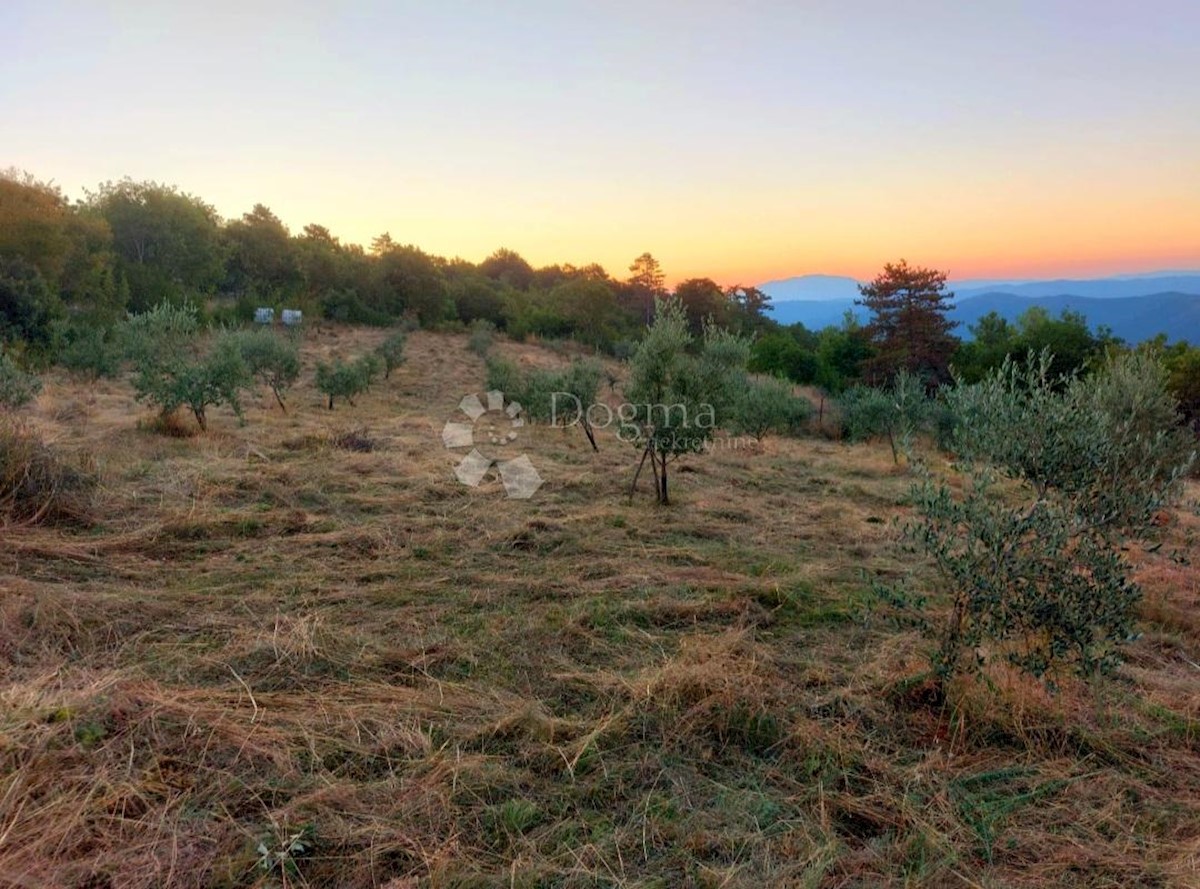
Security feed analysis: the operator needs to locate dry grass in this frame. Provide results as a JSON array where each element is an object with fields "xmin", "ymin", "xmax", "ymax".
[
  {"xmin": 0, "ymin": 419, "xmax": 94, "ymax": 526},
  {"xmin": 1, "ymin": 326, "xmax": 1198, "ymax": 887}
]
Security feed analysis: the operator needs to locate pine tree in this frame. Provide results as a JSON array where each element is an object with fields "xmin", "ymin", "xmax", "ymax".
[{"xmin": 856, "ymin": 260, "xmax": 958, "ymax": 385}]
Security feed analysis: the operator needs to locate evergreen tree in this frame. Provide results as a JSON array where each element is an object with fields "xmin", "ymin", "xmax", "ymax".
[{"xmin": 856, "ymin": 260, "xmax": 958, "ymax": 385}]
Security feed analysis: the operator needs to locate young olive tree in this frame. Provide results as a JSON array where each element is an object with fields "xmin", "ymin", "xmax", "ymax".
[
  {"xmin": 730, "ymin": 375, "xmax": 813, "ymax": 442},
  {"xmin": 889, "ymin": 349, "xmax": 1194, "ymax": 689},
  {"xmin": 528, "ymin": 359, "xmax": 604, "ymax": 450},
  {"xmin": 625, "ymin": 299, "xmax": 748, "ymax": 504},
  {"xmin": 315, "ymin": 354, "xmax": 378, "ymax": 409},
  {"xmin": 484, "ymin": 356, "xmax": 604, "ymax": 450},
  {"xmin": 123, "ymin": 303, "xmax": 251, "ymax": 432},
  {"xmin": 838, "ymin": 370, "xmax": 930, "ymax": 462},
  {"xmin": 375, "ymin": 329, "xmax": 407, "ymax": 379},
  {"xmin": 219, "ymin": 328, "xmax": 301, "ymax": 411}
]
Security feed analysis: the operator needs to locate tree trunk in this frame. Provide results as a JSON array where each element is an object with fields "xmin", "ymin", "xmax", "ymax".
[
  {"xmin": 328, "ymin": 394, "xmax": 334, "ymax": 410},
  {"xmin": 629, "ymin": 442, "xmax": 652, "ymax": 499},
  {"xmin": 581, "ymin": 418, "xmax": 598, "ymax": 452},
  {"xmin": 659, "ymin": 452, "xmax": 669, "ymax": 505},
  {"xmin": 193, "ymin": 407, "xmax": 207, "ymax": 432},
  {"xmin": 650, "ymin": 448, "xmax": 662, "ymax": 502}
]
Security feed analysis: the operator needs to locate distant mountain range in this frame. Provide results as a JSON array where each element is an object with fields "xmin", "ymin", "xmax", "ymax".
[{"xmin": 758, "ymin": 273, "xmax": 1200, "ymax": 344}]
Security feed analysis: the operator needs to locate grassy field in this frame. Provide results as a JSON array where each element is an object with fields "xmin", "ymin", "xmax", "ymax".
[{"xmin": 2, "ymin": 326, "xmax": 1199, "ymax": 888}]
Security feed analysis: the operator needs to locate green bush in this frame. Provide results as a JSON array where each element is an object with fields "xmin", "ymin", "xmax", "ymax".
[
  {"xmin": 356, "ymin": 353, "xmax": 383, "ymax": 389},
  {"xmin": 54, "ymin": 323, "xmax": 120, "ymax": 379},
  {"xmin": 0, "ymin": 352, "xmax": 41, "ymax": 410},
  {"xmin": 219, "ymin": 328, "xmax": 301, "ymax": 411},
  {"xmin": 485, "ymin": 356, "xmax": 604, "ymax": 449},
  {"xmin": 485, "ymin": 356, "xmax": 523, "ymax": 397},
  {"xmin": 316, "ymin": 355, "xmax": 376, "ymax": 409},
  {"xmin": 375, "ymin": 330, "xmax": 407, "ymax": 379},
  {"xmin": 838, "ymin": 371, "xmax": 930, "ymax": 462},
  {"xmin": 123, "ymin": 303, "xmax": 251, "ymax": 431},
  {"xmin": 730, "ymin": 376, "xmax": 812, "ymax": 441},
  {"xmin": 468, "ymin": 319, "xmax": 495, "ymax": 357},
  {"xmin": 885, "ymin": 349, "xmax": 1195, "ymax": 689}
]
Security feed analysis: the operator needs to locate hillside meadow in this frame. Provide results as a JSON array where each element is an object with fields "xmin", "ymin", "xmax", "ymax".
[{"xmin": 2, "ymin": 326, "xmax": 1199, "ymax": 888}]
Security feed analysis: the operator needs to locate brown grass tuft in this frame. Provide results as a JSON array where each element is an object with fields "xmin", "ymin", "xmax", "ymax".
[{"xmin": 0, "ymin": 419, "xmax": 94, "ymax": 526}]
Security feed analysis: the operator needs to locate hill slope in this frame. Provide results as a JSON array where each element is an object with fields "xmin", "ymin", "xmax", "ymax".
[{"xmin": 2, "ymin": 327, "xmax": 1198, "ymax": 887}]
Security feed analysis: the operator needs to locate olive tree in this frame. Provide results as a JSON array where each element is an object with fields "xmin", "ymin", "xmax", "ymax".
[
  {"xmin": 885, "ymin": 350, "xmax": 1194, "ymax": 689},
  {"xmin": 838, "ymin": 370, "xmax": 930, "ymax": 462},
  {"xmin": 315, "ymin": 354, "xmax": 378, "ymax": 409},
  {"xmin": 123, "ymin": 303, "xmax": 251, "ymax": 431},
  {"xmin": 219, "ymin": 328, "xmax": 301, "ymax": 411},
  {"xmin": 485, "ymin": 356, "xmax": 604, "ymax": 450},
  {"xmin": 625, "ymin": 298, "xmax": 748, "ymax": 504},
  {"xmin": 375, "ymin": 329, "xmax": 407, "ymax": 379},
  {"xmin": 729, "ymin": 375, "xmax": 812, "ymax": 442}
]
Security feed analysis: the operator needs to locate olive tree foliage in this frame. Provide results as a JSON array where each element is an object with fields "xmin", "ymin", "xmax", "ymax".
[
  {"xmin": 881, "ymin": 349, "xmax": 1195, "ymax": 690},
  {"xmin": 485, "ymin": 356, "xmax": 604, "ymax": 450},
  {"xmin": 728, "ymin": 375, "xmax": 812, "ymax": 442},
  {"xmin": 218, "ymin": 328, "xmax": 301, "ymax": 411},
  {"xmin": 0, "ymin": 351, "xmax": 41, "ymax": 410},
  {"xmin": 838, "ymin": 370, "xmax": 930, "ymax": 462},
  {"xmin": 375, "ymin": 330, "xmax": 407, "ymax": 379},
  {"xmin": 122, "ymin": 303, "xmax": 251, "ymax": 431},
  {"xmin": 467, "ymin": 319, "xmax": 495, "ymax": 357},
  {"xmin": 315, "ymin": 354, "xmax": 379, "ymax": 409},
  {"xmin": 625, "ymin": 298, "xmax": 749, "ymax": 504}
]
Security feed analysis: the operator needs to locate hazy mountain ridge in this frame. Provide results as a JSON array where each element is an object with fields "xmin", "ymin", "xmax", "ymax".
[{"xmin": 760, "ymin": 273, "xmax": 1200, "ymax": 344}]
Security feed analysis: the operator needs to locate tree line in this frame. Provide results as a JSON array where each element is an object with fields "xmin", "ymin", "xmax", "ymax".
[
  {"xmin": 1, "ymin": 167, "xmax": 1197, "ymax": 430},
  {"xmin": 0, "ymin": 171, "xmax": 770, "ymax": 357}
]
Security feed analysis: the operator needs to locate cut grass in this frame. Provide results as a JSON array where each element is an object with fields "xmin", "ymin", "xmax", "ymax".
[{"xmin": 0, "ymin": 326, "xmax": 1197, "ymax": 887}]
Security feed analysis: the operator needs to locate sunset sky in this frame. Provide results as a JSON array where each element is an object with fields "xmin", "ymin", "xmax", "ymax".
[{"xmin": 4, "ymin": 1, "xmax": 1198, "ymax": 285}]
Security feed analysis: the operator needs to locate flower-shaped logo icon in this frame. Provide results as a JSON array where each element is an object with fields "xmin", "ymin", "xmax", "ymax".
[{"xmin": 441, "ymin": 390, "xmax": 543, "ymax": 499}]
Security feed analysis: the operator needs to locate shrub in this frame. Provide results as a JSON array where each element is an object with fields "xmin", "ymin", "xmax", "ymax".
[
  {"xmin": 838, "ymin": 371, "xmax": 930, "ymax": 462},
  {"xmin": 316, "ymin": 356, "xmax": 373, "ymax": 409},
  {"xmin": 0, "ymin": 352, "xmax": 41, "ymax": 410},
  {"xmin": 468, "ymin": 319, "xmax": 495, "ymax": 357},
  {"xmin": 485, "ymin": 356, "xmax": 523, "ymax": 397},
  {"xmin": 219, "ymin": 328, "xmax": 301, "ymax": 411},
  {"xmin": 375, "ymin": 330, "xmax": 407, "ymax": 379},
  {"xmin": 485, "ymin": 356, "xmax": 604, "ymax": 450},
  {"xmin": 123, "ymin": 304, "xmax": 251, "ymax": 432},
  {"xmin": 356, "ymin": 353, "xmax": 383, "ymax": 389},
  {"xmin": 947, "ymin": 349, "xmax": 1194, "ymax": 528},
  {"xmin": 730, "ymin": 376, "xmax": 812, "ymax": 441},
  {"xmin": 885, "ymin": 350, "xmax": 1195, "ymax": 689},
  {"xmin": 530, "ymin": 359, "xmax": 604, "ymax": 450},
  {"xmin": 0, "ymin": 419, "xmax": 94, "ymax": 525},
  {"xmin": 54, "ymin": 324, "xmax": 120, "ymax": 379}
]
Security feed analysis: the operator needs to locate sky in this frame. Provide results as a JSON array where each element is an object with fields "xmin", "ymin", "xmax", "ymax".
[{"xmin": 3, "ymin": 0, "xmax": 1198, "ymax": 286}]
